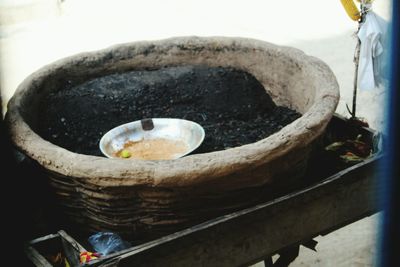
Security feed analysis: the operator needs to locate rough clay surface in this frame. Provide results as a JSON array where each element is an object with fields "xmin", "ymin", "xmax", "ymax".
[
  {"xmin": 38, "ymin": 65, "xmax": 300, "ymax": 156},
  {"xmin": 5, "ymin": 37, "xmax": 339, "ymax": 238},
  {"xmin": 6, "ymin": 37, "xmax": 339, "ymax": 187}
]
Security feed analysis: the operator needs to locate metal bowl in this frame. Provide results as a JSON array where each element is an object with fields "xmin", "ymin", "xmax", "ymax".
[{"xmin": 99, "ymin": 118, "xmax": 205, "ymax": 160}]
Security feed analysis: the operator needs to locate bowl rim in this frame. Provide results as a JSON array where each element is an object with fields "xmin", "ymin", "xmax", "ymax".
[{"xmin": 99, "ymin": 118, "xmax": 206, "ymax": 159}]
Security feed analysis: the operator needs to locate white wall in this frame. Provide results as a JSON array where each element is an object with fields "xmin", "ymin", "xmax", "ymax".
[{"xmin": 0, "ymin": 0, "xmax": 391, "ymax": 128}]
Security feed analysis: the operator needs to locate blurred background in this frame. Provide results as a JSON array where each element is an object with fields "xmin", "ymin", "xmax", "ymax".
[{"xmin": 0, "ymin": 0, "xmax": 391, "ymax": 266}]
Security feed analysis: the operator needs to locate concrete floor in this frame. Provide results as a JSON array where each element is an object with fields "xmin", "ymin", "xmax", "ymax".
[
  {"xmin": 251, "ymin": 214, "xmax": 380, "ymax": 267},
  {"xmin": 0, "ymin": 0, "xmax": 390, "ymax": 265}
]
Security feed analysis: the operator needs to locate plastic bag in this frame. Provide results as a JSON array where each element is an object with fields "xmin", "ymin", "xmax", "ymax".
[{"xmin": 88, "ymin": 232, "xmax": 131, "ymax": 256}]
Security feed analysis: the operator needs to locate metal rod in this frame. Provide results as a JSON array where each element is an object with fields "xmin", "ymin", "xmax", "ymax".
[
  {"xmin": 352, "ymin": 37, "xmax": 361, "ymax": 118},
  {"xmin": 351, "ymin": 1, "xmax": 369, "ymax": 119}
]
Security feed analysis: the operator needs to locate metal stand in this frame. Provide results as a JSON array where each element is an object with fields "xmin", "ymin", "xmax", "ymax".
[{"xmin": 347, "ymin": 1, "xmax": 369, "ymax": 119}]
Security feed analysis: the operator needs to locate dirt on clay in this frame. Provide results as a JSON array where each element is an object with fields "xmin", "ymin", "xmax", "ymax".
[{"xmin": 37, "ymin": 65, "xmax": 301, "ymax": 157}]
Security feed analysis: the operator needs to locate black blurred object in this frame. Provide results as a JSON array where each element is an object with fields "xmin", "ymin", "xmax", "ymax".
[
  {"xmin": 378, "ymin": 0, "xmax": 400, "ymax": 266},
  {"xmin": 1, "ymin": 93, "xmax": 62, "ymax": 266},
  {"xmin": 1, "ymin": 95, "xmax": 29, "ymax": 264}
]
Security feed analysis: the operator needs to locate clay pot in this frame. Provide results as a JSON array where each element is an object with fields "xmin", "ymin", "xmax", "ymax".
[{"xmin": 6, "ymin": 37, "xmax": 339, "ymax": 240}]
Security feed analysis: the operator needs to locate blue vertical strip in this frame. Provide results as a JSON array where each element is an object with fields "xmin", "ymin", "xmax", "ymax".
[{"xmin": 379, "ymin": 0, "xmax": 400, "ymax": 266}]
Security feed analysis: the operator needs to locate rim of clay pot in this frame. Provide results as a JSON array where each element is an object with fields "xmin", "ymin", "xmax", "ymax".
[{"xmin": 6, "ymin": 36, "xmax": 339, "ymax": 188}]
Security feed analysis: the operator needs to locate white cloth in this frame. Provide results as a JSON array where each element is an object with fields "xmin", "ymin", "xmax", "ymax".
[{"xmin": 357, "ymin": 11, "xmax": 388, "ymax": 91}]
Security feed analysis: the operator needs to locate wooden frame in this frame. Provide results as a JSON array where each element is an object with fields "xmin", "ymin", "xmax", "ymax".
[{"xmin": 84, "ymin": 115, "xmax": 382, "ymax": 266}]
